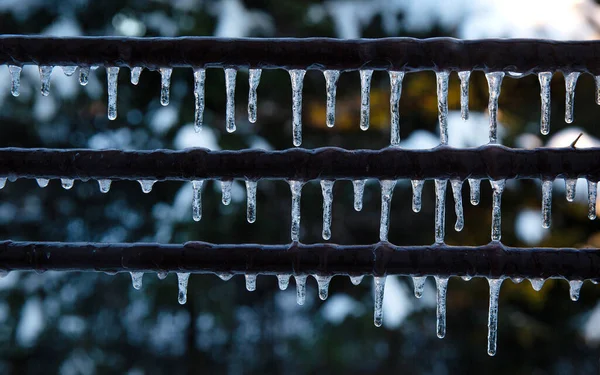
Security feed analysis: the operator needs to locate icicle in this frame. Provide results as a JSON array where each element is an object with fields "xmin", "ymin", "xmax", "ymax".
[
  {"xmin": 352, "ymin": 179, "xmax": 366, "ymax": 211},
  {"xmin": 436, "ymin": 71, "xmax": 450, "ymax": 144},
  {"xmin": 359, "ymin": 70, "xmax": 373, "ymax": 130},
  {"xmin": 512, "ymin": 277, "xmax": 523, "ymax": 284},
  {"xmin": 245, "ymin": 274, "xmax": 257, "ymax": 292},
  {"xmin": 192, "ymin": 180, "xmax": 204, "ymax": 222},
  {"xmin": 289, "ymin": 69, "xmax": 306, "ymax": 147},
  {"xmin": 569, "ymin": 280, "xmax": 583, "ymax": 301},
  {"xmin": 588, "ymin": 180, "xmax": 597, "ymax": 220},
  {"xmin": 530, "ymin": 278, "xmax": 545, "ymax": 291},
  {"xmin": 193, "ymin": 68, "xmax": 206, "ymax": 132},
  {"xmin": 596, "ymin": 76, "xmax": 600, "ymax": 105},
  {"xmin": 159, "ymin": 67, "xmax": 172, "ymax": 106},
  {"xmin": 487, "ymin": 278, "xmax": 504, "ymax": 356},
  {"xmin": 224, "ymin": 68, "xmax": 237, "ymax": 133},
  {"xmin": 289, "ymin": 180, "xmax": 303, "ymax": 242},
  {"xmin": 490, "ymin": 180, "xmax": 506, "ymax": 241},
  {"xmin": 323, "ymin": 70, "xmax": 340, "ymax": 128},
  {"xmin": 0, "ymin": 178, "xmax": 6, "ymax": 189},
  {"xmin": 321, "ymin": 180, "xmax": 334, "ymax": 240},
  {"xmin": 277, "ymin": 274, "xmax": 290, "ymax": 290},
  {"xmin": 541, "ymin": 180, "xmax": 553, "ymax": 228},
  {"xmin": 565, "ymin": 178, "xmax": 577, "ymax": 202},
  {"xmin": 36, "ymin": 178, "xmax": 49, "ymax": 188},
  {"xmin": 349, "ymin": 275, "xmax": 364, "ymax": 285},
  {"xmin": 78, "ymin": 67, "xmax": 90, "ymax": 86},
  {"xmin": 564, "ymin": 72, "xmax": 580, "ymax": 124},
  {"xmin": 462, "ymin": 276, "xmax": 472, "ymax": 281},
  {"xmin": 61, "ymin": 179, "xmax": 74, "ymax": 190},
  {"xmin": 458, "ymin": 71, "xmax": 471, "ymax": 121},
  {"xmin": 130, "ymin": 272, "xmax": 143, "ymax": 290},
  {"xmin": 138, "ymin": 180, "xmax": 156, "ymax": 194},
  {"xmin": 221, "ymin": 180, "xmax": 233, "ymax": 205},
  {"xmin": 485, "ymin": 72, "xmax": 505, "ymax": 143},
  {"xmin": 130, "ymin": 67, "xmax": 142, "ymax": 85},
  {"xmin": 538, "ymin": 72, "xmax": 552, "ymax": 135},
  {"xmin": 411, "ymin": 180, "xmax": 425, "ymax": 213},
  {"xmin": 412, "ymin": 276, "xmax": 427, "ymax": 298},
  {"xmin": 157, "ymin": 271, "xmax": 168, "ymax": 280},
  {"xmin": 450, "ymin": 179, "xmax": 464, "ymax": 231},
  {"xmin": 61, "ymin": 66, "xmax": 77, "ymax": 77},
  {"xmin": 295, "ymin": 275, "xmax": 308, "ymax": 305},
  {"xmin": 374, "ymin": 276, "xmax": 386, "ymax": 327},
  {"xmin": 379, "ymin": 180, "xmax": 397, "ymax": 241},
  {"xmin": 98, "ymin": 179, "xmax": 111, "ymax": 193},
  {"xmin": 468, "ymin": 179, "xmax": 480, "ymax": 206},
  {"xmin": 216, "ymin": 273, "xmax": 234, "ymax": 281},
  {"xmin": 177, "ymin": 272, "xmax": 190, "ymax": 304},
  {"xmin": 434, "ymin": 179, "xmax": 448, "ymax": 244},
  {"xmin": 248, "ymin": 69, "xmax": 262, "ymax": 123},
  {"xmin": 106, "ymin": 67, "xmax": 119, "ymax": 120},
  {"xmin": 8, "ymin": 65, "xmax": 22, "ymax": 97},
  {"xmin": 39, "ymin": 65, "xmax": 53, "ymax": 96},
  {"xmin": 315, "ymin": 275, "xmax": 332, "ymax": 300},
  {"xmin": 389, "ymin": 71, "xmax": 405, "ymax": 146},
  {"xmin": 245, "ymin": 180, "xmax": 257, "ymax": 223},
  {"xmin": 434, "ymin": 276, "xmax": 449, "ymax": 339}
]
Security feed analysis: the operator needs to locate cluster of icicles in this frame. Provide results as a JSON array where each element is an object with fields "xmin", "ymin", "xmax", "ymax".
[{"xmin": 5, "ymin": 65, "xmax": 598, "ymax": 146}]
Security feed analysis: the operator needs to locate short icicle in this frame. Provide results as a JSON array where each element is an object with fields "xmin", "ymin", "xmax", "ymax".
[
  {"xmin": 193, "ymin": 68, "xmax": 206, "ymax": 132},
  {"xmin": 248, "ymin": 69, "xmax": 262, "ymax": 123},
  {"xmin": 61, "ymin": 66, "xmax": 77, "ymax": 76},
  {"xmin": 138, "ymin": 180, "xmax": 156, "ymax": 194},
  {"xmin": 98, "ymin": 179, "xmax": 111, "ymax": 193},
  {"xmin": 39, "ymin": 65, "xmax": 53, "ymax": 96},
  {"xmin": 569, "ymin": 280, "xmax": 583, "ymax": 301},
  {"xmin": 36, "ymin": 178, "xmax": 49, "ymax": 188},
  {"xmin": 565, "ymin": 178, "xmax": 577, "ymax": 202},
  {"xmin": 538, "ymin": 72, "xmax": 552, "ymax": 135},
  {"xmin": 412, "ymin": 276, "xmax": 427, "ymax": 298},
  {"xmin": 289, "ymin": 180, "xmax": 303, "ymax": 242},
  {"xmin": 8, "ymin": 65, "xmax": 22, "ymax": 97},
  {"xmin": 541, "ymin": 180, "xmax": 553, "ymax": 228},
  {"xmin": 79, "ymin": 67, "xmax": 90, "ymax": 86},
  {"xmin": 485, "ymin": 72, "xmax": 505, "ymax": 143},
  {"xmin": 374, "ymin": 276, "xmax": 386, "ymax": 327},
  {"xmin": 487, "ymin": 278, "xmax": 504, "ymax": 356},
  {"xmin": 458, "ymin": 71, "xmax": 471, "ymax": 121},
  {"xmin": 434, "ymin": 276, "xmax": 449, "ymax": 339},
  {"xmin": 289, "ymin": 69, "xmax": 306, "ymax": 146},
  {"xmin": 217, "ymin": 273, "xmax": 234, "ymax": 281},
  {"xmin": 221, "ymin": 180, "xmax": 233, "ymax": 205},
  {"xmin": 177, "ymin": 272, "xmax": 190, "ymax": 304},
  {"xmin": 130, "ymin": 67, "xmax": 142, "ymax": 85},
  {"xmin": 320, "ymin": 180, "xmax": 334, "ymax": 240},
  {"xmin": 224, "ymin": 68, "xmax": 237, "ymax": 133},
  {"xmin": 245, "ymin": 274, "xmax": 257, "ymax": 292},
  {"xmin": 530, "ymin": 278, "xmax": 545, "ymax": 291},
  {"xmin": 192, "ymin": 180, "xmax": 204, "ymax": 222},
  {"xmin": 379, "ymin": 180, "xmax": 397, "ymax": 241},
  {"xmin": 490, "ymin": 180, "xmax": 506, "ymax": 241},
  {"xmin": 157, "ymin": 271, "xmax": 168, "ymax": 280},
  {"xmin": 349, "ymin": 275, "xmax": 364, "ymax": 286},
  {"xmin": 434, "ymin": 180, "xmax": 448, "ymax": 243},
  {"xmin": 588, "ymin": 180, "xmax": 597, "ymax": 220},
  {"xmin": 323, "ymin": 70, "xmax": 340, "ymax": 128},
  {"xmin": 106, "ymin": 67, "xmax": 119, "ymax": 120},
  {"xmin": 450, "ymin": 179, "xmax": 464, "ymax": 231},
  {"xmin": 61, "ymin": 179, "xmax": 74, "ymax": 190},
  {"xmin": 468, "ymin": 179, "xmax": 481, "ymax": 205},
  {"xmin": 411, "ymin": 180, "xmax": 425, "ymax": 213},
  {"xmin": 352, "ymin": 180, "xmax": 366, "ymax": 211},
  {"xmin": 277, "ymin": 274, "xmax": 290, "ymax": 290},
  {"xmin": 245, "ymin": 180, "xmax": 257, "ymax": 223},
  {"xmin": 295, "ymin": 275, "xmax": 308, "ymax": 305},
  {"xmin": 159, "ymin": 67, "xmax": 172, "ymax": 106},
  {"xmin": 436, "ymin": 71, "xmax": 450, "ymax": 144},
  {"xmin": 359, "ymin": 70, "xmax": 373, "ymax": 130},
  {"xmin": 389, "ymin": 71, "xmax": 405, "ymax": 146},
  {"xmin": 564, "ymin": 72, "xmax": 581, "ymax": 124},
  {"xmin": 130, "ymin": 272, "xmax": 143, "ymax": 290},
  {"xmin": 315, "ymin": 275, "xmax": 332, "ymax": 300},
  {"xmin": 462, "ymin": 276, "xmax": 472, "ymax": 281}
]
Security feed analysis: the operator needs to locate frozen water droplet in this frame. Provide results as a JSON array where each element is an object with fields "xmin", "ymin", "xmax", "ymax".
[
  {"xmin": 538, "ymin": 72, "xmax": 552, "ymax": 135},
  {"xmin": 98, "ymin": 179, "xmax": 111, "ymax": 193},
  {"xmin": 61, "ymin": 66, "xmax": 77, "ymax": 76},
  {"xmin": 541, "ymin": 180, "xmax": 553, "ymax": 228},
  {"xmin": 468, "ymin": 179, "xmax": 480, "ymax": 205},
  {"xmin": 530, "ymin": 278, "xmax": 545, "ymax": 291},
  {"xmin": 159, "ymin": 67, "xmax": 173, "ymax": 106},
  {"xmin": 490, "ymin": 180, "xmax": 506, "ymax": 241},
  {"xmin": 461, "ymin": 275, "xmax": 472, "ymax": 281},
  {"xmin": 360, "ymin": 70, "xmax": 373, "ymax": 130},
  {"xmin": 217, "ymin": 272, "xmax": 234, "ymax": 281},
  {"xmin": 248, "ymin": 68, "xmax": 261, "ymax": 123},
  {"xmin": 8, "ymin": 65, "xmax": 22, "ymax": 97},
  {"xmin": 295, "ymin": 275, "xmax": 308, "ymax": 305},
  {"xmin": 130, "ymin": 67, "xmax": 142, "ymax": 85},
  {"xmin": 434, "ymin": 179, "xmax": 448, "ymax": 244},
  {"xmin": 289, "ymin": 69, "xmax": 306, "ymax": 147},
  {"xmin": 487, "ymin": 278, "xmax": 504, "ymax": 356},
  {"xmin": 374, "ymin": 276, "xmax": 386, "ymax": 327},
  {"xmin": 352, "ymin": 179, "xmax": 366, "ymax": 211},
  {"xmin": 412, "ymin": 276, "xmax": 427, "ymax": 298},
  {"xmin": 315, "ymin": 275, "xmax": 332, "ymax": 300},
  {"xmin": 565, "ymin": 178, "xmax": 577, "ymax": 202},
  {"xmin": 39, "ymin": 65, "xmax": 53, "ymax": 96},
  {"xmin": 157, "ymin": 271, "xmax": 168, "ymax": 280},
  {"xmin": 177, "ymin": 272, "xmax": 190, "ymax": 304},
  {"xmin": 225, "ymin": 68, "xmax": 237, "ymax": 133},
  {"xmin": 588, "ymin": 180, "xmax": 597, "ymax": 220},
  {"xmin": 193, "ymin": 68, "xmax": 206, "ymax": 133},
  {"xmin": 130, "ymin": 271, "xmax": 143, "ymax": 290},
  {"xmin": 320, "ymin": 180, "xmax": 334, "ymax": 240},
  {"xmin": 192, "ymin": 180, "xmax": 204, "ymax": 222},
  {"xmin": 569, "ymin": 279, "xmax": 583, "ymax": 301},
  {"xmin": 451, "ymin": 179, "xmax": 464, "ymax": 231},
  {"xmin": 379, "ymin": 180, "xmax": 397, "ymax": 241},
  {"xmin": 221, "ymin": 180, "xmax": 233, "ymax": 205},
  {"xmin": 79, "ymin": 66, "xmax": 90, "ymax": 86},
  {"xmin": 458, "ymin": 71, "xmax": 471, "ymax": 121},
  {"xmin": 289, "ymin": 180, "xmax": 303, "ymax": 242},
  {"xmin": 277, "ymin": 274, "xmax": 290, "ymax": 290},
  {"xmin": 434, "ymin": 276, "xmax": 449, "ymax": 339},
  {"xmin": 245, "ymin": 274, "xmax": 257, "ymax": 292},
  {"xmin": 349, "ymin": 275, "xmax": 364, "ymax": 286},
  {"xmin": 36, "ymin": 178, "xmax": 49, "ymax": 188},
  {"xmin": 61, "ymin": 179, "xmax": 74, "ymax": 190},
  {"xmin": 106, "ymin": 67, "xmax": 119, "ymax": 120},
  {"xmin": 389, "ymin": 71, "xmax": 405, "ymax": 146},
  {"xmin": 245, "ymin": 180, "xmax": 257, "ymax": 223},
  {"xmin": 512, "ymin": 277, "xmax": 523, "ymax": 284},
  {"xmin": 138, "ymin": 180, "xmax": 156, "ymax": 194},
  {"xmin": 564, "ymin": 72, "xmax": 580, "ymax": 124},
  {"xmin": 0, "ymin": 178, "xmax": 7, "ymax": 189},
  {"xmin": 411, "ymin": 180, "xmax": 425, "ymax": 213},
  {"xmin": 324, "ymin": 70, "xmax": 340, "ymax": 128},
  {"xmin": 485, "ymin": 72, "xmax": 505, "ymax": 143},
  {"xmin": 436, "ymin": 71, "xmax": 450, "ymax": 144}
]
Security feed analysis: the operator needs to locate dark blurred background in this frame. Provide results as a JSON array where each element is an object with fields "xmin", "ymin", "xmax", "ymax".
[{"xmin": 1, "ymin": 0, "xmax": 600, "ymax": 374}]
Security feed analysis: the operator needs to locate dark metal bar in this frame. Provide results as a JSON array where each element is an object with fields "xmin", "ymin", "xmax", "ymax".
[
  {"xmin": 0, "ymin": 240, "xmax": 598, "ymax": 280},
  {"xmin": 1, "ymin": 36, "xmax": 600, "ymax": 73},
  {"xmin": 0, "ymin": 146, "xmax": 599, "ymax": 181}
]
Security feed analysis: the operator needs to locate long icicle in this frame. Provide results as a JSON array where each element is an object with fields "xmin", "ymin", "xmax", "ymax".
[
  {"xmin": 468, "ymin": 179, "xmax": 481, "ymax": 205},
  {"xmin": 177, "ymin": 272, "xmax": 190, "ymax": 304},
  {"xmin": 289, "ymin": 180, "xmax": 303, "ymax": 242},
  {"xmin": 564, "ymin": 72, "xmax": 581, "ymax": 124},
  {"xmin": 159, "ymin": 67, "xmax": 172, "ymax": 106},
  {"xmin": 434, "ymin": 179, "xmax": 448, "ymax": 243},
  {"xmin": 289, "ymin": 69, "xmax": 306, "ymax": 147},
  {"xmin": 379, "ymin": 180, "xmax": 397, "ymax": 241},
  {"xmin": 295, "ymin": 275, "xmax": 307, "ymax": 305},
  {"xmin": 360, "ymin": 70, "xmax": 374, "ymax": 130},
  {"xmin": 487, "ymin": 278, "xmax": 504, "ymax": 356},
  {"xmin": 248, "ymin": 69, "xmax": 262, "ymax": 123},
  {"xmin": 353, "ymin": 179, "xmax": 366, "ymax": 211},
  {"xmin": 389, "ymin": 71, "xmax": 405, "ymax": 146},
  {"xmin": 245, "ymin": 180, "xmax": 257, "ymax": 223},
  {"xmin": 193, "ymin": 68, "xmax": 206, "ymax": 132},
  {"xmin": 411, "ymin": 180, "xmax": 425, "ymax": 213},
  {"xmin": 412, "ymin": 276, "xmax": 427, "ymax": 298},
  {"xmin": 450, "ymin": 179, "xmax": 464, "ymax": 231},
  {"xmin": 225, "ymin": 68, "xmax": 237, "ymax": 133},
  {"xmin": 436, "ymin": 71, "xmax": 450, "ymax": 144},
  {"xmin": 434, "ymin": 276, "xmax": 449, "ymax": 339},
  {"xmin": 588, "ymin": 180, "xmax": 597, "ymax": 220},
  {"xmin": 374, "ymin": 276, "xmax": 386, "ymax": 327},
  {"xmin": 106, "ymin": 67, "xmax": 119, "ymax": 120},
  {"xmin": 485, "ymin": 72, "xmax": 505, "ymax": 143},
  {"xmin": 320, "ymin": 180, "xmax": 334, "ymax": 240},
  {"xmin": 490, "ymin": 180, "xmax": 506, "ymax": 241},
  {"xmin": 39, "ymin": 65, "xmax": 53, "ymax": 96},
  {"xmin": 8, "ymin": 65, "xmax": 21, "ymax": 97},
  {"xmin": 538, "ymin": 72, "xmax": 553, "ymax": 135},
  {"xmin": 458, "ymin": 71, "xmax": 470, "ymax": 121},
  {"xmin": 324, "ymin": 70, "xmax": 340, "ymax": 128},
  {"xmin": 541, "ymin": 179, "xmax": 553, "ymax": 228},
  {"xmin": 192, "ymin": 180, "xmax": 204, "ymax": 222}
]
